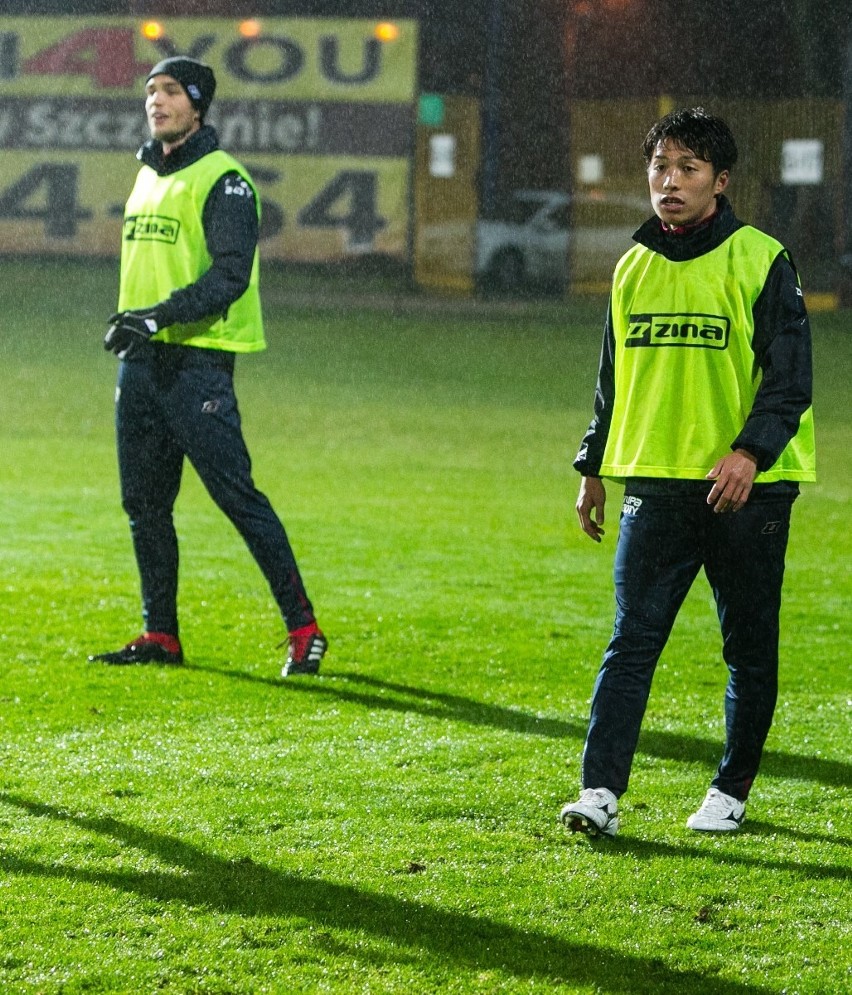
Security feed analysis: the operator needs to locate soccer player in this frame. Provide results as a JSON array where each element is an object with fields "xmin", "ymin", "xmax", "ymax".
[
  {"xmin": 561, "ymin": 108, "xmax": 815, "ymax": 836},
  {"xmin": 90, "ymin": 57, "xmax": 327, "ymax": 678}
]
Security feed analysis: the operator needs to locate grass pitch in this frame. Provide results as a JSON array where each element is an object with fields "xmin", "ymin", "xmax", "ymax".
[{"xmin": 0, "ymin": 259, "xmax": 849, "ymax": 993}]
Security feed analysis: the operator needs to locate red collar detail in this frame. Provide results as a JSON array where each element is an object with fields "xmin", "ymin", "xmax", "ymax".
[{"xmin": 661, "ymin": 207, "xmax": 719, "ymax": 236}]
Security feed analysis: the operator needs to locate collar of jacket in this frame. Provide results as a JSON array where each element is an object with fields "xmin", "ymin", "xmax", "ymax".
[
  {"xmin": 631, "ymin": 195, "xmax": 745, "ymax": 262},
  {"xmin": 137, "ymin": 124, "xmax": 220, "ymax": 176}
]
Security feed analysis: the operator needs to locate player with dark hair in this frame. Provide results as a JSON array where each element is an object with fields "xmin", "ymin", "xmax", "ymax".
[
  {"xmin": 561, "ymin": 107, "xmax": 815, "ymax": 835},
  {"xmin": 641, "ymin": 106, "xmax": 739, "ymax": 174},
  {"xmin": 90, "ymin": 57, "xmax": 327, "ymax": 678}
]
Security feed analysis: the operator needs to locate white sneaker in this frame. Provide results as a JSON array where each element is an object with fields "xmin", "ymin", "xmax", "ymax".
[
  {"xmin": 560, "ymin": 787, "xmax": 619, "ymax": 837},
  {"xmin": 687, "ymin": 788, "xmax": 746, "ymax": 832}
]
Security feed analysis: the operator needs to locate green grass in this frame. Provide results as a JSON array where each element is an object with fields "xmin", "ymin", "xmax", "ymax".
[{"xmin": 0, "ymin": 258, "xmax": 848, "ymax": 994}]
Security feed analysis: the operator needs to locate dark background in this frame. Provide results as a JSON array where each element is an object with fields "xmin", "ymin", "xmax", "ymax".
[
  {"xmin": 6, "ymin": 1, "xmax": 852, "ymax": 217},
  {"xmin": 11, "ymin": 1, "xmax": 849, "ymax": 96}
]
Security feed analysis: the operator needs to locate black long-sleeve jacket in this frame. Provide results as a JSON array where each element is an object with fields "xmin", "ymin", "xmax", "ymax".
[
  {"xmin": 573, "ymin": 197, "xmax": 813, "ymax": 478},
  {"xmin": 136, "ymin": 125, "xmax": 259, "ymax": 329}
]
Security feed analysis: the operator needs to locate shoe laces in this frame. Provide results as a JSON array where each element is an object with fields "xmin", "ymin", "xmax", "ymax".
[
  {"xmin": 581, "ymin": 787, "xmax": 616, "ymax": 807},
  {"xmin": 700, "ymin": 789, "xmax": 741, "ymax": 815}
]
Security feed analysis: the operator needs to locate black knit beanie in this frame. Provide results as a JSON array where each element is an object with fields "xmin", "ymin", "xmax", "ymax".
[{"xmin": 146, "ymin": 57, "xmax": 216, "ymax": 120}]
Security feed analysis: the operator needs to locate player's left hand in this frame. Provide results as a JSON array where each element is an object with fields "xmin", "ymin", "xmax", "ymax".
[
  {"xmin": 705, "ymin": 449, "xmax": 758, "ymax": 513},
  {"xmin": 104, "ymin": 309, "xmax": 160, "ymax": 357}
]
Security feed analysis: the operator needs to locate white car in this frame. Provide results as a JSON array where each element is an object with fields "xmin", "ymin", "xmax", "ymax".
[{"xmin": 476, "ymin": 189, "xmax": 649, "ymax": 294}]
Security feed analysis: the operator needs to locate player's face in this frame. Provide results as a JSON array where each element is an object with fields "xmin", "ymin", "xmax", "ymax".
[
  {"xmin": 145, "ymin": 74, "xmax": 200, "ymax": 151},
  {"xmin": 648, "ymin": 139, "xmax": 729, "ymax": 228}
]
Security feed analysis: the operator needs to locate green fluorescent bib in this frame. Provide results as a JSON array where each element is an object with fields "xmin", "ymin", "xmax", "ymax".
[
  {"xmin": 602, "ymin": 226, "xmax": 816, "ymax": 483},
  {"xmin": 118, "ymin": 150, "xmax": 265, "ymax": 353}
]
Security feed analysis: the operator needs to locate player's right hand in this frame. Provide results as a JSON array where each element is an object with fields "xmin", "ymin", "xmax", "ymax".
[
  {"xmin": 104, "ymin": 310, "xmax": 159, "ymax": 357},
  {"xmin": 577, "ymin": 476, "xmax": 606, "ymax": 542}
]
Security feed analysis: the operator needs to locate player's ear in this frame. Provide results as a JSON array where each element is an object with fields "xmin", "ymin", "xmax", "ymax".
[{"xmin": 714, "ymin": 169, "xmax": 730, "ymax": 195}]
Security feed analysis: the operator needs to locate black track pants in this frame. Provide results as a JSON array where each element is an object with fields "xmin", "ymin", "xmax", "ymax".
[
  {"xmin": 582, "ymin": 481, "xmax": 796, "ymax": 801},
  {"xmin": 115, "ymin": 343, "xmax": 315, "ymax": 637}
]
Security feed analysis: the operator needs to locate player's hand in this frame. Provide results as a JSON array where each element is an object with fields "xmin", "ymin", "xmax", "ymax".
[
  {"xmin": 104, "ymin": 309, "xmax": 160, "ymax": 357},
  {"xmin": 705, "ymin": 449, "xmax": 758, "ymax": 513},
  {"xmin": 576, "ymin": 476, "xmax": 607, "ymax": 542}
]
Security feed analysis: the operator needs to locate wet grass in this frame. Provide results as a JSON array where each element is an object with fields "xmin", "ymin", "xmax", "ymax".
[{"xmin": 0, "ymin": 258, "xmax": 848, "ymax": 993}]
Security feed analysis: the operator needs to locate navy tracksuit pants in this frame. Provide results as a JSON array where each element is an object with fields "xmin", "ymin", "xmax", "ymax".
[
  {"xmin": 582, "ymin": 479, "xmax": 797, "ymax": 802},
  {"xmin": 115, "ymin": 342, "xmax": 315, "ymax": 638}
]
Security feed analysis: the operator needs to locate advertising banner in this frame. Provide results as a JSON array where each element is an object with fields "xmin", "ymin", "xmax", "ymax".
[{"xmin": 0, "ymin": 17, "xmax": 418, "ymax": 261}]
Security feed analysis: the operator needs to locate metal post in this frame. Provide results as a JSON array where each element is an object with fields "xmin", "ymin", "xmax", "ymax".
[
  {"xmin": 481, "ymin": 0, "xmax": 503, "ymax": 218},
  {"xmin": 841, "ymin": 32, "xmax": 852, "ymax": 306}
]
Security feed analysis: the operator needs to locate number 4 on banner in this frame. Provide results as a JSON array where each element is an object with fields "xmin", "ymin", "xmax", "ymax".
[
  {"xmin": 0, "ymin": 164, "xmax": 92, "ymax": 238},
  {"xmin": 297, "ymin": 171, "xmax": 387, "ymax": 251},
  {"xmin": 22, "ymin": 27, "xmax": 149, "ymax": 88}
]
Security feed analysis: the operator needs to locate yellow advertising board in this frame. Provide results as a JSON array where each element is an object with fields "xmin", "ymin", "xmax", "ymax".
[{"xmin": 0, "ymin": 16, "xmax": 417, "ymax": 261}]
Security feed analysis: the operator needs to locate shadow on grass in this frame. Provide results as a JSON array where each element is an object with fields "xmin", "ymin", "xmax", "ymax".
[
  {"xmin": 182, "ymin": 661, "xmax": 586, "ymax": 736},
  {"xmin": 0, "ymin": 791, "xmax": 770, "ymax": 995},
  {"xmin": 293, "ymin": 673, "xmax": 852, "ymax": 791},
  {"xmin": 182, "ymin": 664, "xmax": 851, "ymax": 791},
  {"xmin": 593, "ymin": 831, "xmax": 851, "ymax": 877},
  {"xmin": 739, "ymin": 820, "xmax": 852, "ymax": 848}
]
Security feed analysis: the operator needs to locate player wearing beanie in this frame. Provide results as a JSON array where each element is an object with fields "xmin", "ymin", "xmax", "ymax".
[
  {"xmin": 90, "ymin": 58, "xmax": 327, "ymax": 677},
  {"xmin": 146, "ymin": 56, "xmax": 216, "ymax": 121}
]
